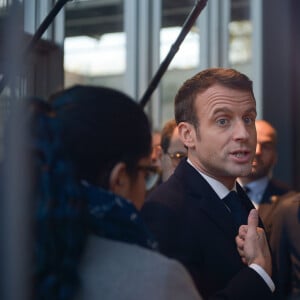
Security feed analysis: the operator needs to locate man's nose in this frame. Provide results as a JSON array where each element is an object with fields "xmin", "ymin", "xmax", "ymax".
[
  {"xmin": 233, "ymin": 121, "xmax": 250, "ymax": 141},
  {"xmin": 256, "ymin": 143, "xmax": 262, "ymax": 155}
]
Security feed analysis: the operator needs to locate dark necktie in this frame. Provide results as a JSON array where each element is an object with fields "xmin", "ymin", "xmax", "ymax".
[{"xmin": 223, "ymin": 191, "xmax": 248, "ymax": 226}]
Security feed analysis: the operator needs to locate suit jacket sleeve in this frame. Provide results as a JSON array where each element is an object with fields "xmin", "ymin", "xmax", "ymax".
[{"xmin": 210, "ymin": 267, "xmax": 274, "ymax": 300}]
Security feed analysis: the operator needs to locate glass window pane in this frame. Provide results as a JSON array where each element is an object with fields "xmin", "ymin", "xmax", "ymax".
[
  {"xmin": 64, "ymin": 0, "xmax": 125, "ymax": 91},
  {"xmin": 229, "ymin": 0, "xmax": 252, "ymax": 77},
  {"xmin": 160, "ymin": 0, "xmax": 200, "ymax": 126}
]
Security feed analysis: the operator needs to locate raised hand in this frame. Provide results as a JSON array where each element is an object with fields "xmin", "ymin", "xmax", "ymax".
[{"xmin": 235, "ymin": 209, "xmax": 272, "ymax": 276}]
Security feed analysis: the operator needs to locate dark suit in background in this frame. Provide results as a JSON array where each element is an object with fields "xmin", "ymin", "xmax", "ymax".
[
  {"xmin": 266, "ymin": 192, "xmax": 300, "ymax": 299},
  {"xmin": 257, "ymin": 178, "xmax": 292, "ymax": 237},
  {"xmin": 141, "ymin": 160, "xmax": 274, "ymax": 300},
  {"xmin": 239, "ymin": 119, "xmax": 298, "ymax": 299}
]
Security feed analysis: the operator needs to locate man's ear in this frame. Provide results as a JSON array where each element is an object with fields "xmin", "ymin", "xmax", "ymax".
[
  {"xmin": 177, "ymin": 122, "xmax": 197, "ymax": 149},
  {"xmin": 109, "ymin": 162, "xmax": 130, "ymax": 198}
]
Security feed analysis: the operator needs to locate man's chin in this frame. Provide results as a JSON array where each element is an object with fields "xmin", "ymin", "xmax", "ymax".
[
  {"xmin": 247, "ymin": 169, "xmax": 262, "ymax": 180},
  {"xmin": 236, "ymin": 166, "xmax": 253, "ymax": 178}
]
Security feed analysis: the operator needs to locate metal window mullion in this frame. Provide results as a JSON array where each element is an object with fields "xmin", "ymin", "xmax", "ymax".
[
  {"xmin": 24, "ymin": 0, "xmax": 64, "ymax": 44},
  {"xmin": 24, "ymin": 0, "xmax": 36, "ymax": 35},
  {"xmin": 37, "ymin": 0, "xmax": 51, "ymax": 40},
  {"xmin": 199, "ymin": 0, "xmax": 230, "ymax": 68},
  {"xmin": 220, "ymin": 0, "xmax": 230, "ymax": 67},
  {"xmin": 149, "ymin": 0, "xmax": 161, "ymax": 129},
  {"xmin": 198, "ymin": 2, "xmax": 209, "ymax": 69},
  {"xmin": 198, "ymin": 0, "xmax": 219, "ymax": 68},
  {"xmin": 251, "ymin": 0, "xmax": 263, "ymax": 118},
  {"xmin": 137, "ymin": 0, "xmax": 150, "ymax": 99},
  {"xmin": 124, "ymin": 0, "xmax": 139, "ymax": 99},
  {"xmin": 210, "ymin": 0, "xmax": 220, "ymax": 67},
  {"xmin": 53, "ymin": 1, "xmax": 65, "ymax": 45}
]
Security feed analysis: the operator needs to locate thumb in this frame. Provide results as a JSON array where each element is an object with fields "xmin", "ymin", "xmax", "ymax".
[{"xmin": 247, "ymin": 209, "xmax": 258, "ymax": 234}]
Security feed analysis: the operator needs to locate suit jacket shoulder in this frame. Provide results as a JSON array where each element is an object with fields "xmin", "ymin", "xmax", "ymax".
[
  {"xmin": 269, "ymin": 192, "xmax": 300, "ymax": 298},
  {"xmin": 262, "ymin": 178, "xmax": 292, "ymax": 204}
]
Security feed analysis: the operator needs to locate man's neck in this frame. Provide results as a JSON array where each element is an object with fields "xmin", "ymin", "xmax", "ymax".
[
  {"xmin": 187, "ymin": 157, "xmax": 236, "ymax": 190},
  {"xmin": 186, "ymin": 158, "xmax": 236, "ymax": 199}
]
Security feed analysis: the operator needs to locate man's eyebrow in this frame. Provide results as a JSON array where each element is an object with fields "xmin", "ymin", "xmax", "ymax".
[
  {"xmin": 211, "ymin": 107, "xmax": 257, "ymax": 116},
  {"xmin": 211, "ymin": 107, "xmax": 232, "ymax": 115},
  {"xmin": 244, "ymin": 108, "xmax": 257, "ymax": 115}
]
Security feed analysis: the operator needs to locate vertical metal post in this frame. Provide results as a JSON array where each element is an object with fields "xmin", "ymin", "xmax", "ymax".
[
  {"xmin": 1, "ymin": 3, "xmax": 31, "ymax": 300},
  {"xmin": 199, "ymin": 0, "xmax": 229, "ymax": 69},
  {"xmin": 124, "ymin": 0, "xmax": 139, "ymax": 99},
  {"xmin": 150, "ymin": 0, "xmax": 161, "ymax": 129},
  {"xmin": 251, "ymin": 0, "xmax": 263, "ymax": 118},
  {"xmin": 124, "ymin": 0, "xmax": 161, "ymax": 126}
]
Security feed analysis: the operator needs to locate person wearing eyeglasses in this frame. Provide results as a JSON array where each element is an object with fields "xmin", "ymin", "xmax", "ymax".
[
  {"xmin": 160, "ymin": 119, "xmax": 187, "ymax": 182},
  {"xmin": 32, "ymin": 86, "xmax": 200, "ymax": 300}
]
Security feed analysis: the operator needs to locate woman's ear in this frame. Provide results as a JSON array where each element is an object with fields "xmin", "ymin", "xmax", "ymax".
[
  {"xmin": 177, "ymin": 122, "xmax": 197, "ymax": 149},
  {"xmin": 109, "ymin": 162, "xmax": 131, "ymax": 198}
]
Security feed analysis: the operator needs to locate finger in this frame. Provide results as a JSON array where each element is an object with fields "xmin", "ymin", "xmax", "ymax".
[
  {"xmin": 239, "ymin": 225, "xmax": 247, "ymax": 234},
  {"xmin": 238, "ymin": 232, "xmax": 246, "ymax": 240},
  {"xmin": 235, "ymin": 236, "xmax": 244, "ymax": 250},
  {"xmin": 247, "ymin": 209, "xmax": 259, "ymax": 235},
  {"xmin": 238, "ymin": 225, "xmax": 247, "ymax": 239}
]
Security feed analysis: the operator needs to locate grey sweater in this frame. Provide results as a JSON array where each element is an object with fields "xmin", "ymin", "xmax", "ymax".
[{"xmin": 76, "ymin": 235, "xmax": 202, "ymax": 300}]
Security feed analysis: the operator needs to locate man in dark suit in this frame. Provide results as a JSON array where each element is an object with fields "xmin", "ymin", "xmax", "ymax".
[
  {"xmin": 269, "ymin": 192, "xmax": 300, "ymax": 299},
  {"xmin": 141, "ymin": 68, "xmax": 276, "ymax": 299}
]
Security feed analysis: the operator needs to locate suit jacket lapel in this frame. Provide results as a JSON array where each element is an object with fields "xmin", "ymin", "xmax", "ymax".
[
  {"xmin": 175, "ymin": 160, "xmax": 240, "ymax": 240},
  {"xmin": 236, "ymin": 183, "xmax": 255, "ymax": 212},
  {"xmin": 235, "ymin": 183, "xmax": 265, "ymax": 228},
  {"xmin": 260, "ymin": 181, "xmax": 274, "ymax": 204}
]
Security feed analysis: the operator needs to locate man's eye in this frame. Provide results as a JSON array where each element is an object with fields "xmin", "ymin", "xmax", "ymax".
[
  {"xmin": 244, "ymin": 116, "xmax": 254, "ymax": 125},
  {"xmin": 217, "ymin": 119, "xmax": 228, "ymax": 126}
]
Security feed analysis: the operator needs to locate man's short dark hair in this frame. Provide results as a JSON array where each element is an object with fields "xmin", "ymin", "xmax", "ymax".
[{"xmin": 174, "ymin": 68, "xmax": 255, "ymax": 128}]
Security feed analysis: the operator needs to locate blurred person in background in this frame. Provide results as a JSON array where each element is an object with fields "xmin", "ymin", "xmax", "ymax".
[
  {"xmin": 238, "ymin": 119, "xmax": 292, "ymax": 234},
  {"xmin": 268, "ymin": 191, "xmax": 300, "ymax": 300},
  {"xmin": 160, "ymin": 119, "xmax": 187, "ymax": 182},
  {"xmin": 151, "ymin": 130, "xmax": 162, "ymax": 169},
  {"xmin": 239, "ymin": 119, "xmax": 299, "ymax": 299}
]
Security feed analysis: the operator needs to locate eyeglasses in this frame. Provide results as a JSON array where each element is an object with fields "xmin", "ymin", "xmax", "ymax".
[
  {"xmin": 167, "ymin": 152, "xmax": 187, "ymax": 162},
  {"xmin": 151, "ymin": 144, "xmax": 161, "ymax": 158},
  {"xmin": 137, "ymin": 165, "xmax": 161, "ymax": 191}
]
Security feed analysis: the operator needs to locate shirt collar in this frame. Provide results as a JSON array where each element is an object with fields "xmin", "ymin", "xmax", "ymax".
[
  {"xmin": 244, "ymin": 176, "xmax": 269, "ymax": 204},
  {"xmin": 187, "ymin": 158, "xmax": 236, "ymax": 199}
]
